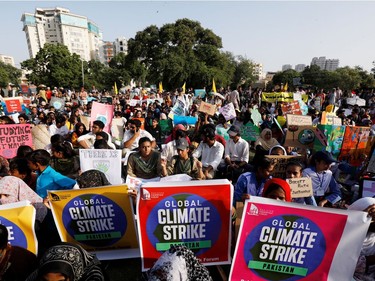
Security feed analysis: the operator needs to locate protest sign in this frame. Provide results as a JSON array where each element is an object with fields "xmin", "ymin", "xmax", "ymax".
[
  {"xmin": 168, "ymin": 99, "xmax": 185, "ymax": 119},
  {"xmin": 347, "ymin": 97, "xmax": 366, "ymax": 107},
  {"xmin": 110, "ymin": 118, "xmax": 124, "ymax": 143},
  {"xmin": 321, "ymin": 111, "xmax": 342, "ymax": 125},
  {"xmin": 31, "ymin": 124, "xmax": 50, "ymax": 150},
  {"xmin": 3, "ymin": 97, "xmax": 22, "ymax": 113},
  {"xmin": 251, "ymin": 108, "xmax": 263, "ymax": 127},
  {"xmin": 360, "ymin": 178, "xmax": 375, "ymax": 198},
  {"xmin": 314, "ymin": 96, "xmax": 322, "ymax": 111},
  {"xmin": 216, "ymin": 126, "xmax": 230, "ymax": 141},
  {"xmin": 241, "ymin": 122, "xmax": 260, "ymax": 142},
  {"xmin": 281, "ymin": 101, "xmax": 302, "ymax": 116},
  {"xmin": 293, "ymin": 93, "xmax": 302, "ymax": 101},
  {"xmin": 137, "ymin": 179, "xmax": 233, "ymax": 270},
  {"xmin": 298, "ymin": 100, "xmax": 309, "ymax": 115},
  {"xmin": 286, "ymin": 114, "xmax": 312, "ymax": 127},
  {"xmin": 230, "ymin": 197, "xmax": 370, "ymax": 281},
  {"xmin": 0, "ymin": 124, "xmax": 32, "ymax": 158},
  {"xmin": 366, "ymin": 143, "xmax": 375, "ymax": 174},
  {"xmin": 173, "ymin": 115, "xmax": 198, "ymax": 126},
  {"xmin": 287, "ymin": 177, "xmax": 313, "ymax": 198},
  {"xmin": 48, "ymin": 185, "xmax": 139, "ymax": 257},
  {"xmin": 129, "ymin": 99, "xmax": 142, "ymax": 107},
  {"xmin": 284, "ymin": 126, "xmax": 326, "ymax": 149},
  {"xmin": 91, "ymin": 101, "xmax": 114, "ymax": 133},
  {"xmin": 265, "ymin": 155, "xmax": 302, "ymax": 179},
  {"xmin": 79, "ymin": 149, "xmax": 122, "ymax": 184},
  {"xmin": 198, "ymin": 101, "xmax": 217, "ymax": 116},
  {"xmin": 314, "ymin": 125, "xmax": 345, "ymax": 160},
  {"xmin": 219, "ymin": 103, "xmax": 236, "ymax": 121},
  {"xmin": 339, "ymin": 126, "xmax": 370, "ymax": 166},
  {"xmin": 80, "ymin": 115, "xmax": 91, "ymax": 130},
  {"xmin": 261, "ymin": 92, "xmax": 308, "ymax": 103},
  {"xmin": 194, "ymin": 89, "xmax": 206, "ymax": 98},
  {"xmin": 0, "ymin": 201, "xmax": 37, "ymax": 254},
  {"xmin": 50, "ymin": 96, "xmax": 65, "ymax": 110}
]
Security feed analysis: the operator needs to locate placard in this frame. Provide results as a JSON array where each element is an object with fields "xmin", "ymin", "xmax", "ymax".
[
  {"xmin": 241, "ymin": 122, "xmax": 260, "ymax": 142},
  {"xmin": 173, "ymin": 115, "xmax": 198, "ymax": 126},
  {"xmin": 198, "ymin": 101, "xmax": 217, "ymax": 116},
  {"xmin": 137, "ymin": 179, "xmax": 233, "ymax": 270},
  {"xmin": 4, "ymin": 97, "xmax": 22, "ymax": 113},
  {"xmin": 0, "ymin": 201, "xmax": 37, "ymax": 255},
  {"xmin": 168, "ymin": 99, "xmax": 185, "ymax": 119},
  {"xmin": 230, "ymin": 197, "xmax": 370, "ymax": 281},
  {"xmin": 219, "ymin": 102, "xmax": 236, "ymax": 121},
  {"xmin": 91, "ymin": 101, "xmax": 114, "ymax": 133},
  {"xmin": 287, "ymin": 177, "xmax": 313, "ymax": 198},
  {"xmin": 284, "ymin": 126, "xmax": 326, "ymax": 149},
  {"xmin": 261, "ymin": 92, "xmax": 308, "ymax": 103},
  {"xmin": 338, "ymin": 126, "xmax": 370, "ymax": 166},
  {"xmin": 111, "ymin": 118, "xmax": 124, "ymax": 143},
  {"xmin": 0, "ymin": 124, "xmax": 32, "ymax": 158},
  {"xmin": 321, "ymin": 112, "xmax": 342, "ymax": 125},
  {"xmin": 265, "ymin": 155, "xmax": 303, "ymax": 179},
  {"xmin": 314, "ymin": 125, "xmax": 345, "ymax": 160},
  {"xmin": 281, "ymin": 101, "xmax": 302, "ymax": 116},
  {"xmin": 50, "ymin": 96, "xmax": 65, "ymax": 110},
  {"xmin": 48, "ymin": 186, "xmax": 138, "ymax": 255},
  {"xmin": 286, "ymin": 114, "xmax": 312, "ymax": 127},
  {"xmin": 80, "ymin": 115, "xmax": 91, "ymax": 131},
  {"xmin": 79, "ymin": 149, "xmax": 122, "ymax": 184},
  {"xmin": 194, "ymin": 89, "xmax": 206, "ymax": 98}
]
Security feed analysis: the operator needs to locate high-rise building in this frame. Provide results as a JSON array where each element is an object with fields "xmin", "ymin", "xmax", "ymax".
[
  {"xmin": 282, "ymin": 64, "xmax": 292, "ymax": 71},
  {"xmin": 21, "ymin": 7, "xmax": 102, "ymax": 61},
  {"xmin": 0, "ymin": 55, "xmax": 15, "ymax": 67},
  {"xmin": 100, "ymin": 41, "xmax": 115, "ymax": 64},
  {"xmin": 114, "ymin": 37, "xmax": 128, "ymax": 55},
  {"xmin": 311, "ymin": 56, "xmax": 339, "ymax": 71},
  {"xmin": 253, "ymin": 63, "xmax": 263, "ymax": 79},
  {"xmin": 295, "ymin": 64, "xmax": 306, "ymax": 72}
]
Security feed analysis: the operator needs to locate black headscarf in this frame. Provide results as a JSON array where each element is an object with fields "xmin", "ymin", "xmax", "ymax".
[{"xmin": 76, "ymin": 170, "xmax": 111, "ymax": 188}]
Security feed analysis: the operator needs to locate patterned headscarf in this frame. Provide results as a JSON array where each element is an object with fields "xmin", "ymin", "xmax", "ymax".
[{"xmin": 76, "ymin": 170, "xmax": 111, "ymax": 188}]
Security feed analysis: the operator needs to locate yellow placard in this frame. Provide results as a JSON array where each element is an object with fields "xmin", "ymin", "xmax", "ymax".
[{"xmin": 262, "ymin": 92, "xmax": 308, "ymax": 103}]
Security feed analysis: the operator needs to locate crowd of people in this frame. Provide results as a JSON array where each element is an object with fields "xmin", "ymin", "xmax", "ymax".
[{"xmin": 0, "ymin": 84, "xmax": 374, "ymax": 280}]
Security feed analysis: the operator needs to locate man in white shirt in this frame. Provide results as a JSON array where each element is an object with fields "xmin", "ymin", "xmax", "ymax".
[
  {"xmin": 77, "ymin": 120, "xmax": 114, "ymax": 149},
  {"xmin": 123, "ymin": 119, "xmax": 155, "ymax": 155},
  {"xmin": 192, "ymin": 126, "xmax": 224, "ymax": 179},
  {"xmin": 48, "ymin": 114, "xmax": 69, "ymax": 137}
]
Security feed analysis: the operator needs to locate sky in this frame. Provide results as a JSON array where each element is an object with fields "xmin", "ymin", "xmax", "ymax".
[{"xmin": 1, "ymin": 1, "xmax": 375, "ymax": 74}]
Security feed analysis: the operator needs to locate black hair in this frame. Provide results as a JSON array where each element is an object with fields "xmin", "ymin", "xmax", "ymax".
[
  {"xmin": 9, "ymin": 158, "xmax": 33, "ymax": 176},
  {"xmin": 96, "ymin": 131, "xmax": 109, "ymax": 142},
  {"xmin": 93, "ymin": 120, "xmax": 105, "ymax": 129},
  {"xmin": 0, "ymin": 225, "xmax": 8, "ymax": 249},
  {"xmin": 129, "ymin": 119, "xmax": 141, "ymax": 128},
  {"xmin": 254, "ymin": 156, "xmax": 276, "ymax": 171},
  {"xmin": 55, "ymin": 114, "xmax": 66, "ymax": 124},
  {"xmin": 27, "ymin": 149, "xmax": 51, "ymax": 166},
  {"xmin": 286, "ymin": 159, "xmax": 305, "ymax": 170},
  {"xmin": 18, "ymin": 113, "xmax": 29, "ymax": 121},
  {"xmin": 138, "ymin": 137, "xmax": 152, "ymax": 147},
  {"xmin": 263, "ymin": 183, "xmax": 285, "ymax": 198},
  {"xmin": 16, "ymin": 145, "xmax": 33, "ymax": 158},
  {"xmin": 50, "ymin": 134, "xmax": 65, "ymax": 145},
  {"xmin": 94, "ymin": 139, "xmax": 111, "ymax": 149},
  {"xmin": 175, "ymin": 129, "xmax": 187, "ymax": 139},
  {"xmin": 52, "ymin": 142, "xmax": 76, "ymax": 158}
]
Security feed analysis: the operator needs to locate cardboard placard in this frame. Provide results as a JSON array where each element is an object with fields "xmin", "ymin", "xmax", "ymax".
[
  {"xmin": 284, "ymin": 125, "xmax": 327, "ymax": 149},
  {"xmin": 219, "ymin": 102, "xmax": 236, "ymax": 121},
  {"xmin": 0, "ymin": 124, "xmax": 33, "ymax": 158},
  {"xmin": 287, "ymin": 177, "xmax": 313, "ymax": 198},
  {"xmin": 91, "ymin": 101, "xmax": 114, "ymax": 133},
  {"xmin": 321, "ymin": 112, "xmax": 342, "ymax": 125},
  {"xmin": 339, "ymin": 126, "xmax": 370, "ymax": 166},
  {"xmin": 286, "ymin": 114, "xmax": 312, "ymax": 127},
  {"xmin": 265, "ymin": 155, "xmax": 303, "ymax": 179},
  {"xmin": 198, "ymin": 101, "xmax": 217, "ymax": 116}
]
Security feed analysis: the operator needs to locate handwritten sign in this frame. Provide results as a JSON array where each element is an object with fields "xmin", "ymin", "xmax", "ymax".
[
  {"xmin": 219, "ymin": 103, "xmax": 236, "ymax": 121},
  {"xmin": 281, "ymin": 101, "xmax": 302, "ymax": 115},
  {"xmin": 194, "ymin": 89, "xmax": 206, "ymax": 98},
  {"xmin": 286, "ymin": 114, "xmax": 312, "ymax": 127},
  {"xmin": 0, "ymin": 124, "xmax": 32, "ymax": 158},
  {"xmin": 241, "ymin": 122, "xmax": 260, "ymax": 142},
  {"xmin": 321, "ymin": 112, "xmax": 342, "ymax": 125},
  {"xmin": 287, "ymin": 177, "xmax": 313, "ymax": 198},
  {"xmin": 198, "ymin": 101, "xmax": 217, "ymax": 116},
  {"xmin": 261, "ymin": 92, "xmax": 308, "ymax": 103},
  {"xmin": 4, "ymin": 97, "xmax": 22, "ymax": 113}
]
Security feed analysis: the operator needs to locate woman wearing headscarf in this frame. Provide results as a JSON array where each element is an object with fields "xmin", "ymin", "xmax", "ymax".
[
  {"xmin": 254, "ymin": 128, "xmax": 279, "ymax": 151},
  {"xmin": 147, "ymin": 245, "xmax": 212, "ymax": 281},
  {"xmin": 76, "ymin": 170, "xmax": 111, "ymax": 188},
  {"xmin": 26, "ymin": 242, "xmax": 106, "ymax": 281},
  {"xmin": 262, "ymin": 178, "xmax": 292, "ymax": 202}
]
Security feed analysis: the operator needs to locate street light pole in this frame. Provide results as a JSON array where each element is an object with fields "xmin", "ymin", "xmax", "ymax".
[{"xmin": 81, "ymin": 59, "xmax": 84, "ymax": 88}]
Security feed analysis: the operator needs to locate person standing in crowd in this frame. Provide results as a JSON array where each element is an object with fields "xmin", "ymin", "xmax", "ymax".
[{"xmin": 302, "ymin": 151, "xmax": 341, "ymax": 207}]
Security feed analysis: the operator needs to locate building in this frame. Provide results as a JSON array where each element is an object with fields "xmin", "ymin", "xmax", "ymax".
[
  {"xmin": 282, "ymin": 64, "xmax": 292, "ymax": 71},
  {"xmin": 253, "ymin": 63, "xmax": 263, "ymax": 79},
  {"xmin": 295, "ymin": 64, "xmax": 306, "ymax": 72},
  {"xmin": 0, "ymin": 54, "xmax": 15, "ymax": 67},
  {"xmin": 311, "ymin": 56, "xmax": 339, "ymax": 71},
  {"xmin": 21, "ymin": 7, "xmax": 102, "ymax": 61},
  {"xmin": 100, "ymin": 41, "xmax": 115, "ymax": 64},
  {"xmin": 114, "ymin": 36, "xmax": 128, "ymax": 55}
]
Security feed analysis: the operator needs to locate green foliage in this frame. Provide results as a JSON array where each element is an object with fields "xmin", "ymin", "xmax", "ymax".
[{"xmin": 0, "ymin": 61, "xmax": 21, "ymax": 88}]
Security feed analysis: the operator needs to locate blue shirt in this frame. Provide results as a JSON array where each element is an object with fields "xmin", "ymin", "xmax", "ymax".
[
  {"xmin": 234, "ymin": 172, "xmax": 267, "ymax": 204},
  {"xmin": 302, "ymin": 167, "xmax": 341, "ymax": 204},
  {"xmin": 36, "ymin": 166, "xmax": 76, "ymax": 198}
]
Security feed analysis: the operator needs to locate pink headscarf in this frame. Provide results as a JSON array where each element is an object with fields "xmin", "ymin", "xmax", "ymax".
[{"xmin": 0, "ymin": 176, "xmax": 42, "ymax": 204}]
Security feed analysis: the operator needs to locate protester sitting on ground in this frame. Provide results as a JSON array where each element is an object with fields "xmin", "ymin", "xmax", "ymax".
[
  {"xmin": 77, "ymin": 120, "xmax": 112, "ymax": 149},
  {"xmin": 27, "ymin": 149, "xmax": 76, "ymax": 199},
  {"xmin": 234, "ymin": 156, "xmax": 276, "ymax": 205},
  {"xmin": 147, "ymin": 245, "xmax": 212, "ymax": 281},
  {"xmin": 0, "ymin": 156, "xmax": 10, "ymax": 177},
  {"xmin": 164, "ymin": 124, "xmax": 191, "ymax": 144},
  {"xmin": 254, "ymin": 128, "xmax": 279, "ymax": 151},
  {"xmin": 69, "ymin": 122, "xmax": 88, "ymax": 148},
  {"xmin": 262, "ymin": 178, "xmax": 292, "ymax": 202},
  {"xmin": 9, "ymin": 158, "xmax": 37, "ymax": 191},
  {"xmin": 269, "ymin": 145, "xmax": 287, "ymax": 156},
  {"xmin": 215, "ymin": 113, "xmax": 230, "ymax": 141},
  {"xmin": 16, "ymin": 145, "xmax": 33, "ymax": 158},
  {"xmin": 76, "ymin": 170, "xmax": 111, "ymax": 188},
  {"xmin": 302, "ymin": 151, "xmax": 342, "ymax": 207},
  {"xmin": 95, "ymin": 131, "xmax": 116, "ymax": 149},
  {"xmin": 0, "ymin": 224, "xmax": 38, "ymax": 281},
  {"xmin": 217, "ymin": 125, "xmax": 250, "ymax": 182},
  {"xmin": 127, "ymin": 137, "xmax": 161, "ymax": 179},
  {"xmin": 192, "ymin": 126, "xmax": 224, "ymax": 179},
  {"xmin": 18, "ymin": 113, "xmax": 30, "ymax": 124},
  {"xmin": 123, "ymin": 119, "xmax": 155, "ymax": 155},
  {"xmin": 26, "ymin": 242, "xmax": 106, "ymax": 281},
  {"xmin": 348, "ymin": 197, "xmax": 375, "ymax": 281},
  {"xmin": 161, "ymin": 129, "xmax": 189, "ymax": 163},
  {"xmin": 147, "ymin": 117, "xmax": 162, "ymax": 148},
  {"xmin": 50, "ymin": 141, "xmax": 80, "ymax": 179},
  {"xmin": 161, "ymin": 138, "xmax": 205, "ymax": 180}
]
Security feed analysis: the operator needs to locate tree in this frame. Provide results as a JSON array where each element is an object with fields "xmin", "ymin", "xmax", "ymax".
[
  {"xmin": 0, "ymin": 62, "xmax": 21, "ymax": 88},
  {"xmin": 126, "ymin": 18, "xmax": 235, "ymax": 90},
  {"xmin": 272, "ymin": 69, "xmax": 301, "ymax": 90},
  {"xmin": 21, "ymin": 43, "xmax": 82, "ymax": 88},
  {"xmin": 231, "ymin": 56, "xmax": 257, "ymax": 89}
]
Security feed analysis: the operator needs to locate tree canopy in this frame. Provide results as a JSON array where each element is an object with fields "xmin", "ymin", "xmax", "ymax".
[{"xmin": 0, "ymin": 62, "xmax": 21, "ymax": 88}]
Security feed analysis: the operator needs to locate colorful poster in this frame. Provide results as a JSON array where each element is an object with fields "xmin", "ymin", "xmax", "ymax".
[
  {"xmin": 79, "ymin": 149, "xmax": 122, "ymax": 184},
  {"xmin": 230, "ymin": 197, "xmax": 370, "ymax": 281},
  {"xmin": 321, "ymin": 112, "xmax": 342, "ymax": 125},
  {"xmin": 137, "ymin": 179, "xmax": 233, "ymax": 270},
  {"xmin": 173, "ymin": 115, "xmax": 198, "ymax": 125},
  {"xmin": 90, "ymin": 101, "xmax": 114, "ymax": 133},
  {"xmin": 4, "ymin": 97, "xmax": 22, "ymax": 113},
  {"xmin": 0, "ymin": 201, "xmax": 37, "ymax": 255},
  {"xmin": 241, "ymin": 122, "xmax": 260, "ymax": 142},
  {"xmin": 251, "ymin": 108, "xmax": 263, "ymax": 127},
  {"xmin": 168, "ymin": 99, "xmax": 185, "ymax": 119},
  {"xmin": 314, "ymin": 125, "xmax": 345, "ymax": 160},
  {"xmin": 261, "ymin": 92, "xmax": 308, "ymax": 103},
  {"xmin": 216, "ymin": 126, "xmax": 230, "ymax": 141},
  {"xmin": 284, "ymin": 126, "xmax": 326, "ymax": 150},
  {"xmin": 339, "ymin": 126, "xmax": 370, "ymax": 166},
  {"xmin": 48, "ymin": 185, "xmax": 138, "ymax": 253},
  {"xmin": 219, "ymin": 102, "xmax": 236, "ymax": 121},
  {"xmin": 0, "ymin": 124, "xmax": 32, "ymax": 158},
  {"xmin": 281, "ymin": 101, "xmax": 302, "ymax": 116}
]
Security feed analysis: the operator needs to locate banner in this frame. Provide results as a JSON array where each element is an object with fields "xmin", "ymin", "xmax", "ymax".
[
  {"xmin": 194, "ymin": 89, "xmax": 206, "ymax": 98},
  {"xmin": 137, "ymin": 179, "xmax": 233, "ymax": 270},
  {"xmin": 219, "ymin": 103, "xmax": 236, "ymax": 121},
  {"xmin": 241, "ymin": 122, "xmax": 260, "ymax": 142},
  {"xmin": 0, "ymin": 201, "xmax": 37, "ymax": 255},
  {"xmin": 230, "ymin": 197, "xmax": 370, "ymax": 281},
  {"xmin": 50, "ymin": 96, "xmax": 65, "ymax": 110},
  {"xmin": 265, "ymin": 155, "xmax": 302, "ymax": 179},
  {"xmin": 339, "ymin": 126, "xmax": 370, "ymax": 166},
  {"xmin": 281, "ymin": 101, "xmax": 302, "ymax": 116},
  {"xmin": 314, "ymin": 125, "xmax": 345, "ymax": 160},
  {"xmin": 261, "ymin": 92, "xmax": 308, "ymax": 103},
  {"xmin": 287, "ymin": 177, "xmax": 313, "ymax": 198},
  {"xmin": 48, "ymin": 186, "xmax": 139, "ymax": 254},
  {"xmin": 4, "ymin": 97, "xmax": 22, "ymax": 113},
  {"xmin": 173, "ymin": 115, "xmax": 198, "ymax": 126},
  {"xmin": 198, "ymin": 101, "xmax": 217, "ymax": 116},
  {"xmin": 90, "ymin": 101, "xmax": 114, "ymax": 133},
  {"xmin": 0, "ymin": 124, "xmax": 32, "ymax": 158},
  {"xmin": 79, "ymin": 149, "xmax": 122, "ymax": 185}
]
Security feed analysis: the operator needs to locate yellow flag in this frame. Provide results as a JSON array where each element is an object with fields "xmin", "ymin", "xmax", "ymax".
[
  {"xmin": 159, "ymin": 82, "xmax": 163, "ymax": 93},
  {"xmin": 114, "ymin": 82, "xmax": 118, "ymax": 95},
  {"xmin": 212, "ymin": 79, "xmax": 217, "ymax": 93},
  {"xmin": 182, "ymin": 82, "xmax": 186, "ymax": 93},
  {"xmin": 283, "ymin": 82, "xmax": 288, "ymax": 92}
]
